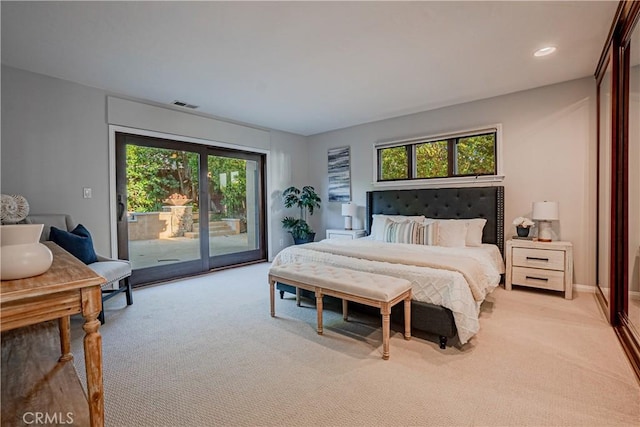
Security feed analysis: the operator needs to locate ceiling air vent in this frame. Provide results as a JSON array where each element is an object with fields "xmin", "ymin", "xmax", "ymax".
[{"xmin": 171, "ymin": 100, "xmax": 199, "ymax": 109}]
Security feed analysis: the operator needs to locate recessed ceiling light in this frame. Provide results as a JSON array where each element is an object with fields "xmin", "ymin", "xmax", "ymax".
[{"xmin": 534, "ymin": 46, "xmax": 557, "ymax": 57}]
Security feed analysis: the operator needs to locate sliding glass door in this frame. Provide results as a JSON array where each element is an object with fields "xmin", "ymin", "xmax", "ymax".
[
  {"xmin": 116, "ymin": 132, "xmax": 266, "ymax": 285},
  {"xmin": 206, "ymin": 152, "xmax": 263, "ymax": 268}
]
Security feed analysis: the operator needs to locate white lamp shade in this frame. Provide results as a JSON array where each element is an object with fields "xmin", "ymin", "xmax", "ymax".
[
  {"xmin": 532, "ymin": 201, "xmax": 559, "ymax": 221},
  {"xmin": 341, "ymin": 202, "xmax": 357, "ymax": 217}
]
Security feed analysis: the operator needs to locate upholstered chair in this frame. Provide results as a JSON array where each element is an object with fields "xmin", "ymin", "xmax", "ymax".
[{"xmin": 25, "ymin": 214, "xmax": 133, "ymax": 324}]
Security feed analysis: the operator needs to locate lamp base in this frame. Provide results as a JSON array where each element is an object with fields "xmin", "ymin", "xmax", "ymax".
[
  {"xmin": 344, "ymin": 216, "xmax": 352, "ymax": 230},
  {"xmin": 537, "ymin": 220, "xmax": 553, "ymax": 242}
]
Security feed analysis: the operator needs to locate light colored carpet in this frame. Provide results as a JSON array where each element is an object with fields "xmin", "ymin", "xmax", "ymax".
[{"xmin": 71, "ymin": 262, "xmax": 640, "ymax": 426}]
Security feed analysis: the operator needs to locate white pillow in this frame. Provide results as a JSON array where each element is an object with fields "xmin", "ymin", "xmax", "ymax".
[
  {"xmin": 370, "ymin": 214, "xmax": 425, "ymax": 241},
  {"xmin": 465, "ymin": 218, "xmax": 487, "ymax": 247},
  {"xmin": 437, "ymin": 219, "xmax": 468, "ymax": 247}
]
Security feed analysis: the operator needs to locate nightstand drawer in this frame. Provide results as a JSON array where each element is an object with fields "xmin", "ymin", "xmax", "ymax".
[
  {"xmin": 512, "ymin": 247, "xmax": 565, "ymax": 271},
  {"xmin": 512, "ymin": 267, "xmax": 565, "ymax": 291},
  {"xmin": 327, "ymin": 233, "xmax": 354, "ymax": 240},
  {"xmin": 326, "ymin": 229, "xmax": 365, "ymax": 240}
]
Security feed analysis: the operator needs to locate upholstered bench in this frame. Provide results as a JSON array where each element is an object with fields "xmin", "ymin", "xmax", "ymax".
[{"xmin": 268, "ymin": 262, "xmax": 412, "ymax": 360}]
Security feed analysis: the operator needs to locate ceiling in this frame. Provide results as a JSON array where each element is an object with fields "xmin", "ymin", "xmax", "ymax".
[{"xmin": 1, "ymin": 1, "xmax": 616, "ymax": 136}]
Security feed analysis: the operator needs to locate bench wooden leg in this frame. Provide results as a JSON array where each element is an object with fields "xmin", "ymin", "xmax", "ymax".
[
  {"xmin": 342, "ymin": 299, "xmax": 348, "ymax": 321},
  {"xmin": 316, "ymin": 290, "xmax": 323, "ymax": 335},
  {"xmin": 404, "ymin": 295, "xmax": 411, "ymax": 341},
  {"xmin": 381, "ymin": 303, "xmax": 391, "ymax": 360},
  {"xmin": 269, "ymin": 279, "xmax": 275, "ymax": 317},
  {"xmin": 296, "ymin": 287, "xmax": 301, "ymax": 307}
]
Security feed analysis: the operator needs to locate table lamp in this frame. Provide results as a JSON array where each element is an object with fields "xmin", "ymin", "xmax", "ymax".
[
  {"xmin": 532, "ymin": 201, "xmax": 559, "ymax": 242},
  {"xmin": 341, "ymin": 202, "xmax": 357, "ymax": 230}
]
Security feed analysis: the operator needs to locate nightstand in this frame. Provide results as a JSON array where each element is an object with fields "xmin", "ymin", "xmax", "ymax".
[
  {"xmin": 326, "ymin": 229, "xmax": 366, "ymax": 240},
  {"xmin": 505, "ymin": 240, "xmax": 573, "ymax": 299}
]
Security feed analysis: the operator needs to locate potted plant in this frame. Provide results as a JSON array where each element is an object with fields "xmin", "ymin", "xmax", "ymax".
[
  {"xmin": 281, "ymin": 186, "xmax": 321, "ymax": 244},
  {"xmin": 513, "ymin": 216, "xmax": 535, "ymax": 237}
]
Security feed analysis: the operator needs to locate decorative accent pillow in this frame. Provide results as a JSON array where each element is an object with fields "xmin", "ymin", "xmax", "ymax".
[
  {"xmin": 383, "ymin": 219, "xmax": 418, "ymax": 244},
  {"xmin": 415, "ymin": 219, "xmax": 438, "ymax": 245},
  {"xmin": 382, "ymin": 218, "xmax": 438, "ymax": 245},
  {"xmin": 465, "ymin": 218, "xmax": 487, "ymax": 247},
  {"xmin": 436, "ymin": 219, "xmax": 469, "ymax": 247},
  {"xmin": 49, "ymin": 224, "xmax": 98, "ymax": 264},
  {"xmin": 370, "ymin": 214, "xmax": 425, "ymax": 241}
]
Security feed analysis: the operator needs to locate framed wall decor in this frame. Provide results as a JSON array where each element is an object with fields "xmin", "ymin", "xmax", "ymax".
[{"xmin": 327, "ymin": 146, "xmax": 351, "ymax": 202}]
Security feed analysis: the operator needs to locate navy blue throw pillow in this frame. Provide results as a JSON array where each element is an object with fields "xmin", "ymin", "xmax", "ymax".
[{"xmin": 49, "ymin": 224, "xmax": 98, "ymax": 265}]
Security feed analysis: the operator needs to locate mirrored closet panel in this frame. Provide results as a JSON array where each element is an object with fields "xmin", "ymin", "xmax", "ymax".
[
  {"xmin": 627, "ymin": 9, "xmax": 640, "ymax": 341},
  {"xmin": 596, "ymin": 0, "xmax": 640, "ymax": 381},
  {"xmin": 597, "ymin": 54, "xmax": 613, "ymax": 308}
]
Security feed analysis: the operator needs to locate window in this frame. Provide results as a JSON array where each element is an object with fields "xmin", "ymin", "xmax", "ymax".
[
  {"xmin": 379, "ymin": 146, "xmax": 409, "ymax": 180},
  {"xmin": 376, "ymin": 126, "xmax": 501, "ymax": 184},
  {"xmin": 416, "ymin": 140, "xmax": 448, "ymax": 178}
]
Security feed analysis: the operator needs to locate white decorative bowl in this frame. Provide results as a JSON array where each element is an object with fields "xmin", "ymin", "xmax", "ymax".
[{"xmin": 0, "ymin": 224, "xmax": 53, "ymax": 280}]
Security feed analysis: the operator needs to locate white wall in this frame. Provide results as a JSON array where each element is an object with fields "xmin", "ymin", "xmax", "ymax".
[
  {"xmin": 1, "ymin": 65, "xmax": 308, "ymax": 259},
  {"xmin": 307, "ymin": 78, "xmax": 597, "ymax": 286},
  {"xmin": 269, "ymin": 130, "xmax": 310, "ymax": 254},
  {"xmin": 2, "ymin": 66, "xmax": 112, "ymax": 251}
]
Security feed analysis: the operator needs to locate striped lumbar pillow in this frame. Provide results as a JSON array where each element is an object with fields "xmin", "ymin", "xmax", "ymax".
[
  {"xmin": 383, "ymin": 219, "xmax": 418, "ymax": 244},
  {"xmin": 383, "ymin": 218, "xmax": 438, "ymax": 245},
  {"xmin": 415, "ymin": 220, "xmax": 438, "ymax": 246}
]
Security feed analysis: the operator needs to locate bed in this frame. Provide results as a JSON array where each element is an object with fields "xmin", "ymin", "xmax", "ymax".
[{"xmin": 274, "ymin": 186, "xmax": 505, "ymax": 348}]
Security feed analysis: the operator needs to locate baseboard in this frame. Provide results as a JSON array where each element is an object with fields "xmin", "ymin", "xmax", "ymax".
[
  {"xmin": 574, "ymin": 283, "xmax": 596, "ymax": 293},
  {"xmin": 573, "ymin": 284, "xmax": 640, "ymax": 299}
]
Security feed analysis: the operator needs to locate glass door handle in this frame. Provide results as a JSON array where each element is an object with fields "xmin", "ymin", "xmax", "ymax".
[{"xmin": 117, "ymin": 195, "xmax": 125, "ymax": 221}]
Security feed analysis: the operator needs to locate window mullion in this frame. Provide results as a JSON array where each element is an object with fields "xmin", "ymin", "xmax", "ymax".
[
  {"xmin": 447, "ymin": 139, "xmax": 455, "ymax": 177},
  {"xmin": 408, "ymin": 145, "xmax": 414, "ymax": 179}
]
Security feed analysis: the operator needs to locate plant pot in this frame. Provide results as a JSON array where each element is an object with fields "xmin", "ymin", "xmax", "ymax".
[
  {"xmin": 0, "ymin": 224, "xmax": 53, "ymax": 280},
  {"xmin": 292, "ymin": 232, "xmax": 316, "ymax": 245},
  {"xmin": 516, "ymin": 226, "xmax": 530, "ymax": 237}
]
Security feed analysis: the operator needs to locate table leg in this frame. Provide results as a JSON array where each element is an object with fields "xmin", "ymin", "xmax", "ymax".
[
  {"xmin": 58, "ymin": 315, "xmax": 73, "ymax": 362},
  {"xmin": 296, "ymin": 287, "xmax": 301, "ymax": 307},
  {"xmin": 342, "ymin": 299, "xmax": 348, "ymax": 321},
  {"xmin": 81, "ymin": 287, "xmax": 104, "ymax": 427}
]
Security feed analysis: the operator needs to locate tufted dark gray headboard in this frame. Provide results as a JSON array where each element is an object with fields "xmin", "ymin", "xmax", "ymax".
[{"xmin": 366, "ymin": 186, "xmax": 505, "ymax": 255}]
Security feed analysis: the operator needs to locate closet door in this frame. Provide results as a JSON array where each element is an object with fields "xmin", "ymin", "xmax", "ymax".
[
  {"xmin": 620, "ymin": 0, "xmax": 640, "ymax": 377},
  {"xmin": 626, "ymin": 2, "xmax": 640, "ymax": 339},
  {"xmin": 597, "ymin": 0, "xmax": 640, "ymax": 380},
  {"xmin": 596, "ymin": 51, "xmax": 615, "ymax": 318}
]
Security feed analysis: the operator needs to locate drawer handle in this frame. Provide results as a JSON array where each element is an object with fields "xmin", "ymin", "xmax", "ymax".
[
  {"xmin": 526, "ymin": 256, "xmax": 549, "ymax": 262},
  {"xmin": 526, "ymin": 276, "xmax": 549, "ymax": 282}
]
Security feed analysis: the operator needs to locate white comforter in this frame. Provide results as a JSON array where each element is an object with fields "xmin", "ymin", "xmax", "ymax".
[{"xmin": 271, "ymin": 239, "xmax": 504, "ymax": 344}]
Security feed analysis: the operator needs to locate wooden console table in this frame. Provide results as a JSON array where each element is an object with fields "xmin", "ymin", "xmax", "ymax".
[{"xmin": 1, "ymin": 242, "xmax": 106, "ymax": 427}]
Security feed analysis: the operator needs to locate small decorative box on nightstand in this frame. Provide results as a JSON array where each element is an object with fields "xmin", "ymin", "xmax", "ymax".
[
  {"xmin": 505, "ymin": 239, "xmax": 574, "ymax": 299},
  {"xmin": 326, "ymin": 229, "xmax": 366, "ymax": 240}
]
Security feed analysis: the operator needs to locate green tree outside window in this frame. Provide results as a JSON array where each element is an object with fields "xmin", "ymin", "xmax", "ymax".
[{"xmin": 377, "ymin": 130, "xmax": 497, "ymax": 181}]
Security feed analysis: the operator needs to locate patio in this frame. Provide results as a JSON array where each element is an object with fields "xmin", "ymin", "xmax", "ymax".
[{"xmin": 128, "ymin": 233, "xmax": 251, "ymax": 270}]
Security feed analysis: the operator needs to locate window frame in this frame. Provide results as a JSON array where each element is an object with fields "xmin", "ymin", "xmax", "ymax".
[{"xmin": 373, "ymin": 124, "xmax": 504, "ymax": 187}]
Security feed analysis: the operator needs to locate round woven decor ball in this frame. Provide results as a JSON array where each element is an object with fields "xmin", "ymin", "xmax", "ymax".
[{"xmin": 0, "ymin": 194, "xmax": 30, "ymax": 223}]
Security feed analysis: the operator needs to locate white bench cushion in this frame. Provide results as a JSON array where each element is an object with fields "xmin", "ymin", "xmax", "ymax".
[
  {"xmin": 269, "ymin": 262, "xmax": 411, "ymax": 302},
  {"xmin": 88, "ymin": 260, "xmax": 131, "ymax": 286}
]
